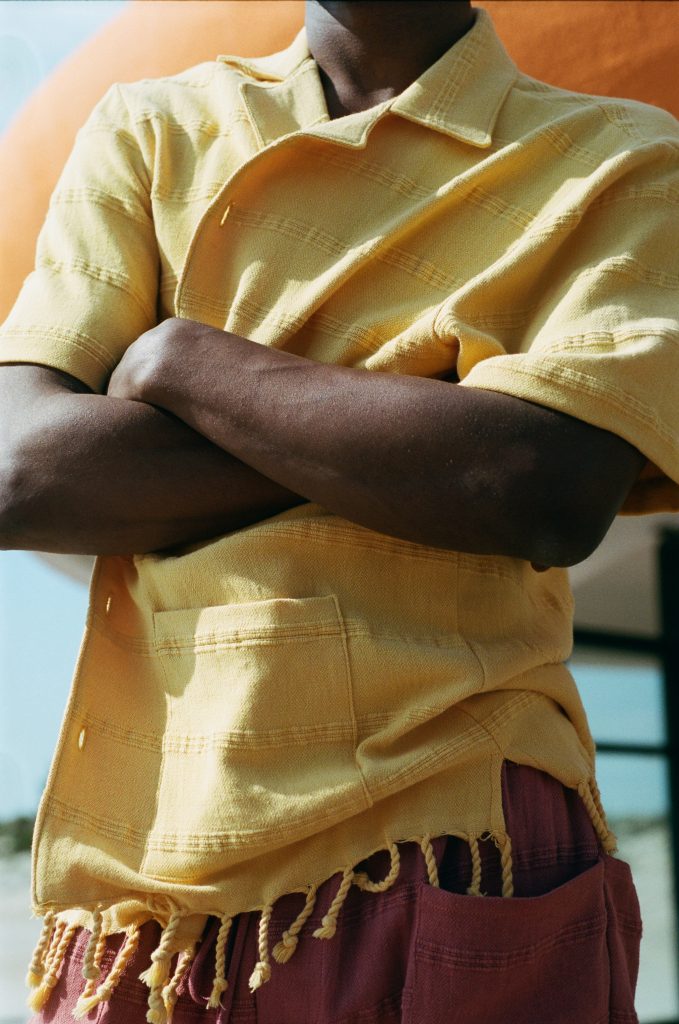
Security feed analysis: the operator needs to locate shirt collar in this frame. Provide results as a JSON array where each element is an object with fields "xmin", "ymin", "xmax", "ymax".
[{"xmin": 217, "ymin": 7, "xmax": 517, "ymax": 150}]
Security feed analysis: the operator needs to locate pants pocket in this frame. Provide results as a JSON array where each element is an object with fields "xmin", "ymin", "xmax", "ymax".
[{"xmin": 402, "ymin": 854, "xmax": 641, "ymax": 1024}]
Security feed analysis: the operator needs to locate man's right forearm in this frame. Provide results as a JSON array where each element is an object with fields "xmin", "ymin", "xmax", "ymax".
[{"xmin": 0, "ymin": 365, "xmax": 302, "ymax": 554}]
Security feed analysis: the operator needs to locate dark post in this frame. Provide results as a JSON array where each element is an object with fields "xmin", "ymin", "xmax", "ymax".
[{"xmin": 659, "ymin": 527, "xmax": 679, "ymax": 997}]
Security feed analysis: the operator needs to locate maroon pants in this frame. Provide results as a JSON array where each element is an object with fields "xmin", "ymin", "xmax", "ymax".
[{"xmin": 29, "ymin": 761, "xmax": 642, "ymax": 1023}]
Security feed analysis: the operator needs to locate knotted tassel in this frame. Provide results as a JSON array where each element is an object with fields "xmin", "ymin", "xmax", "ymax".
[
  {"xmin": 248, "ymin": 903, "xmax": 274, "ymax": 992},
  {"xmin": 163, "ymin": 946, "xmax": 197, "ymax": 1022},
  {"xmin": 25, "ymin": 910, "xmax": 55, "ymax": 990},
  {"xmin": 466, "ymin": 836, "xmax": 483, "ymax": 896},
  {"xmin": 71, "ymin": 924, "xmax": 140, "ymax": 1019},
  {"xmin": 26, "ymin": 923, "xmax": 78, "ymax": 1012},
  {"xmin": 312, "ymin": 868, "xmax": 354, "ymax": 940},
  {"xmin": 139, "ymin": 909, "xmax": 183, "ymax": 1024},
  {"xmin": 139, "ymin": 909, "xmax": 183, "ymax": 989},
  {"xmin": 272, "ymin": 885, "xmax": 318, "ymax": 964},
  {"xmin": 73, "ymin": 915, "xmax": 107, "ymax": 1017},
  {"xmin": 419, "ymin": 834, "xmax": 440, "ymax": 887},
  {"xmin": 146, "ymin": 984, "xmax": 168, "ymax": 1024},
  {"xmin": 207, "ymin": 915, "xmax": 232, "ymax": 1008},
  {"xmin": 80, "ymin": 907, "xmax": 104, "ymax": 986},
  {"xmin": 354, "ymin": 843, "xmax": 400, "ymax": 893},
  {"xmin": 500, "ymin": 833, "xmax": 514, "ymax": 898},
  {"xmin": 43, "ymin": 919, "xmax": 67, "ymax": 976},
  {"xmin": 579, "ymin": 778, "xmax": 618, "ymax": 853}
]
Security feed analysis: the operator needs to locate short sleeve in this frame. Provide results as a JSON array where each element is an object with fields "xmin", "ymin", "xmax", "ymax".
[
  {"xmin": 454, "ymin": 135, "xmax": 679, "ymax": 515},
  {"xmin": 0, "ymin": 84, "xmax": 159, "ymax": 393}
]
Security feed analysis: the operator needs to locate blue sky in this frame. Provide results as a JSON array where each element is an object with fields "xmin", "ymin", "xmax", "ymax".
[
  {"xmin": 0, "ymin": 0, "xmax": 127, "ymax": 818},
  {"xmin": 0, "ymin": 0, "xmax": 670, "ymax": 823},
  {"xmin": 0, "ymin": 1, "xmax": 128, "ymax": 134}
]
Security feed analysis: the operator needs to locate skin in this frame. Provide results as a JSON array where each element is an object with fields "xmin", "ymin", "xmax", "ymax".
[
  {"xmin": 0, "ymin": 365, "xmax": 303, "ymax": 555},
  {"xmin": 305, "ymin": 0, "xmax": 477, "ymax": 117},
  {"xmin": 104, "ymin": 318, "xmax": 643, "ymax": 566},
  {"xmin": 0, "ymin": 1, "xmax": 646, "ymax": 561}
]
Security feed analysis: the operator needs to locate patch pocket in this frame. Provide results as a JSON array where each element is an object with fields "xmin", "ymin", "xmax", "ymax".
[
  {"xmin": 403, "ymin": 855, "xmax": 641, "ymax": 1024},
  {"xmin": 141, "ymin": 595, "xmax": 368, "ymax": 883}
]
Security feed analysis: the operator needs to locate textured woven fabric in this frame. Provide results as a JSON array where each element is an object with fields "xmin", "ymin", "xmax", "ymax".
[
  {"xmin": 3, "ymin": 11, "xmax": 679, "ymax": 508},
  {"xmin": 27, "ymin": 763, "xmax": 641, "ymax": 1023},
  {"xmin": 4, "ymin": 6, "xmax": 671, "ymax": 1018}
]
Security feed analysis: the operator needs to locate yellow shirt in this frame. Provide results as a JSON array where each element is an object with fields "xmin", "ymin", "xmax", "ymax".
[{"xmin": 4, "ymin": 7, "xmax": 679, "ymax": 1015}]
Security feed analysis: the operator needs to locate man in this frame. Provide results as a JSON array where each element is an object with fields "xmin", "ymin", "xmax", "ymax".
[{"xmin": 1, "ymin": 1, "xmax": 676, "ymax": 1021}]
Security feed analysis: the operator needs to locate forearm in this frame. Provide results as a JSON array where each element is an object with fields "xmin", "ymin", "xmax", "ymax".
[
  {"xmin": 122, "ymin": 321, "xmax": 644, "ymax": 566},
  {"xmin": 0, "ymin": 366, "xmax": 302, "ymax": 555}
]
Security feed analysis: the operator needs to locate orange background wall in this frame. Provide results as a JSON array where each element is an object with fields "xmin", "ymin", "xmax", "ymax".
[{"xmin": 1, "ymin": 0, "xmax": 677, "ymax": 321}]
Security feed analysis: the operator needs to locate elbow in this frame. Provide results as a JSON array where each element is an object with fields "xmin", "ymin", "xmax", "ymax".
[
  {"xmin": 0, "ymin": 457, "xmax": 24, "ymax": 549},
  {"xmin": 520, "ymin": 496, "xmax": 615, "ymax": 569},
  {"xmin": 526, "ymin": 524, "xmax": 605, "ymax": 569},
  {"xmin": 0, "ymin": 444, "xmax": 44, "ymax": 551},
  {"xmin": 493, "ymin": 461, "xmax": 617, "ymax": 568}
]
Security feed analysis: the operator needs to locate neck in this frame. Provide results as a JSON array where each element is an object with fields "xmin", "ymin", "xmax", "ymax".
[{"xmin": 305, "ymin": 1, "xmax": 476, "ymax": 118}]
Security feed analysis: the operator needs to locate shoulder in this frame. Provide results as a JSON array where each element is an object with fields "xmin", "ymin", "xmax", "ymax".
[
  {"xmin": 82, "ymin": 59, "xmax": 250, "ymax": 143},
  {"xmin": 106, "ymin": 29, "xmax": 310, "ymax": 132},
  {"xmin": 498, "ymin": 70, "xmax": 679, "ymax": 167},
  {"xmin": 73, "ymin": 60, "xmax": 251, "ymax": 181}
]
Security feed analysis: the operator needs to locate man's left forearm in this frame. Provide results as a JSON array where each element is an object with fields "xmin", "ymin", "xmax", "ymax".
[{"xmin": 108, "ymin": 318, "xmax": 646, "ymax": 566}]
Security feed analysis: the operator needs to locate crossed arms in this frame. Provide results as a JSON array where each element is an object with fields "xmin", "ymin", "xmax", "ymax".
[{"xmin": 0, "ymin": 316, "xmax": 645, "ymax": 565}]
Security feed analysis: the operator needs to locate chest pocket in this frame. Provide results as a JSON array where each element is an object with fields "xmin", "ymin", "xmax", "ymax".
[{"xmin": 140, "ymin": 594, "xmax": 368, "ymax": 884}]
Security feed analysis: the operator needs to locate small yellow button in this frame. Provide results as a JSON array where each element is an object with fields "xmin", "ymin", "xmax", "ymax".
[{"xmin": 78, "ymin": 728, "xmax": 86, "ymax": 751}]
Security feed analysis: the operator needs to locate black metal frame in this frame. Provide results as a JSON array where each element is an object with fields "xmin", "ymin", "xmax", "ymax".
[{"xmin": 572, "ymin": 527, "xmax": 679, "ymax": 1024}]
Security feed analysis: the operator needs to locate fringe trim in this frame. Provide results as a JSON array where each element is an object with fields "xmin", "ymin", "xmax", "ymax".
[
  {"xmin": 72, "ymin": 924, "xmax": 140, "ymax": 1019},
  {"xmin": 248, "ymin": 902, "xmax": 274, "ymax": 992},
  {"xmin": 44, "ymin": 918, "xmax": 67, "ymax": 974},
  {"xmin": 466, "ymin": 836, "xmax": 483, "ymax": 896},
  {"xmin": 22, "ymin": 832, "xmax": 495, "ymax": 1015},
  {"xmin": 579, "ymin": 776, "xmax": 618, "ymax": 853},
  {"xmin": 26, "ymin": 922, "xmax": 78, "ymax": 1012},
  {"xmin": 355, "ymin": 842, "xmax": 400, "ymax": 893},
  {"xmin": 138, "ymin": 909, "xmax": 184, "ymax": 1024},
  {"xmin": 312, "ymin": 867, "xmax": 354, "ymax": 940},
  {"xmin": 500, "ymin": 833, "xmax": 514, "ymax": 898},
  {"xmin": 80, "ymin": 905, "xmax": 104, "ymax": 985},
  {"xmin": 72, "ymin": 914, "xmax": 107, "ymax": 1016},
  {"xmin": 164, "ymin": 945, "xmax": 198, "ymax": 1022},
  {"xmin": 207, "ymin": 915, "xmax": 232, "ymax": 1008},
  {"xmin": 419, "ymin": 834, "xmax": 440, "ymax": 887},
  {"xmin": 25, "ymin": 909, "xmax": 55, "ymax": 989},
  {"xmin": 272, "ymin": 885, "xmax": 318, "ymax": 963},
  {"xmin": 25, "ymin": 788, "xmax": 610, "ymax": 1015}
]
